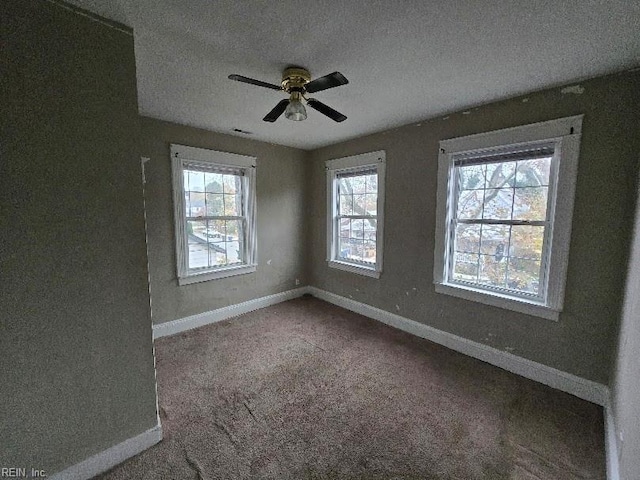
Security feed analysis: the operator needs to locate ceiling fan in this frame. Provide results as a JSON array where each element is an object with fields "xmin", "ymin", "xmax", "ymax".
[{"xmin": 228, "ymin": 67, "xmax": 349, "ymax": 123}]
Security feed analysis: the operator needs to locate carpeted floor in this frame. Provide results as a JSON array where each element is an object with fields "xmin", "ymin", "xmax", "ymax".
[{"xmin": 96, "ymin": 296, "xmax": 606, "ymax": 479}]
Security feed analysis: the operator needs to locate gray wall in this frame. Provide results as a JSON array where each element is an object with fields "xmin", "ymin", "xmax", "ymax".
[
  {"xmin": 308, "ymin": 70, "xmax": 640, "ymax": 384},
  {"xmin": 139, "ymin": 118, "xmax": 309, "ymax": 325},
  {"xmin": 1, "ymin": 1, "xmax": 158, "ymax": 475},
  {"xmin": 612, "ymin": 169, "xmax": 640, "ymax": 480}
]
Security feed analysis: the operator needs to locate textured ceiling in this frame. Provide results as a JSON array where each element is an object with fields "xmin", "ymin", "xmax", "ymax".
[{"xmin": 66, "ymin": 0, "xmax": 640, "ymax": 150}]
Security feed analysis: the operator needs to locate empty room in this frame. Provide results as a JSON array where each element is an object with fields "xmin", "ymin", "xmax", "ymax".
[{"xmin": 3, "ymin": 1, "xmax": 640, "ymax": 479}]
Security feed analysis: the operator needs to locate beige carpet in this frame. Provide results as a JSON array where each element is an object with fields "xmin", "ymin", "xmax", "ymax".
[{"xmin": 96, "ymin": 296, "xmax": 605, "ymax": 479}]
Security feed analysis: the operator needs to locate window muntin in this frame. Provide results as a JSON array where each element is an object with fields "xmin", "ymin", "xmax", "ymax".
[
  {"xmin": 447, "ymin": 147, "xmax": 554, "ymax": 301},
  {"xmin": 171, "ymin": 144, "xmax": 256, "ymax": 285},
  {"xmin": 326, "ymin": 151, "xmax": 385, "ymax": 278}
]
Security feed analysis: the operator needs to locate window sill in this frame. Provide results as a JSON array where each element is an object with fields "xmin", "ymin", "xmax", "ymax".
[
  {"xmin": 328, "ymin": 260, "xmax": 381, "ymax": 278},
  {"xmin": 434, "ymin": 282, "xmax": 559, "ymax": 321},
  {"xmin": 179, "ymin": 264, "xmax": 256, "ymax": 285}
]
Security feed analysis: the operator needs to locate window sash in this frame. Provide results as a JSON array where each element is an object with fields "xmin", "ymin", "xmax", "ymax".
[
  {"xmin": 187, "ymin": 219, "xmax": 247, "ymax": 272},
  {"xmin": 445, "ymin": 152, "xmax": 556, "ymax": 302},
  {"xmin": 445, "ymin": 222, "xmax": 549, "ymax": 300},
  {"xmin": 334, "ymin": 217, "xmax": 377, "ymax": 266}
]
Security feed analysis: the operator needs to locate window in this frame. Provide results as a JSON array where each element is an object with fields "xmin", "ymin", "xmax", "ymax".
[
  {"xmin": 326, "ymin": 151, "xmax": 386, "ymax": 278},
  {"xmin": 171, "ymin": 144, "xmax": 257, "ymax": 285},
  {"xmin": 434, "ymin": 116, "xmax": 583, "ymax": 320}
]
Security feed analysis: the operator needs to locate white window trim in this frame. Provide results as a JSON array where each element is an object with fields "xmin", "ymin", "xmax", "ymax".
[
  {"xmin": 171, "ymin": 144, "xmax": 257, "ymax": 285},
  {"xmin": 326, "ymin": 151, "xmax": 386, "ymax": 278},
  {"xmin": 433, "ymin": 115, "xmax": 583, "ymax": 321}
]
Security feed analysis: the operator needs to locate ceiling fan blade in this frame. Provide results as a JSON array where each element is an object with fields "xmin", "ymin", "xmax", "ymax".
[
  {"xmin": 263, "ymin": 99, "xmax": 290, "ymax": 122},
  {"xmin": 305, "ymin": 72, "xmax": 349, "ymax": 93},
  {"xmin": 228, "ymin": 74, "xmax": 282, "ymax": 91},
  {"xmin": 306, "ymin": 98, "xmax": 347, "ymax": 122}
]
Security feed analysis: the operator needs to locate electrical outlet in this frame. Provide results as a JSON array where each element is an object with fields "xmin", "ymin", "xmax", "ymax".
[{"xmin": 295, "ymin": 279, "xmax": 300, "ymax": 286}]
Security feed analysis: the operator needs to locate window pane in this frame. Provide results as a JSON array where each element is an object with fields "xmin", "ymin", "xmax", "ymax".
[
  {"xmin": 205, "ymin": 172, "xmax": 223, "ymax": 193},
  {"xmin": 208, "ymin": 220, "xmax": 226, "ymax": 266},
  {"xmin": 515, "ymin": 158, "xmax": 551, "ymax": 187},
  {"xmin": 339, "ymin": 218, "xmax": 350, "ymax": 239},
  {"xmin": 224, "ymin": 193, "xmax": 240, "ymax": 216},
  {"xmin": 485, "ymin": 162, "xmax": 516, "ymax": 189},
  {"xmin": 205, "ymin": 193, "xmax": 223, "ymax": 216},
  {"xmin": 507, "ymin": 258, "xmax": 541, "ymax": 294},
  {"xmin": 339, "ymin": 194, "xmax": 353, "ymax": 215},
  {"xmin": 187, "ymin": 192, "xmax": 205, "ymax": 217},
  {"xmin": 206, "ymin": 220, "xmax": 225, "ymax": 244},
  {"xmin": 455, "ymin": 224, "xmax": 481, "ymax": 254},
  {"xmin": 187, "ymin": 220, "xmax": 209, "ymax": 270},
  {"xmin": 350, "ymin": 175, "xmax": 366, "ymax": 194},
  {"xmin": 479, "ymin": 224, "xmax": 510, "ymax": 259},
  {"xmin": 365, "ymin": 174, "xmax": 378, "ymax": 194},
  {"xmin": 510, "ymin": 226, "xmax": 544, "ymax": 260},
  {"xmin": 452, "ymin": 253, "xmax": 479, "ymax": 282},
  {"xmin": 203, "ymin": 220, "xmax": 243, "ymax": 267},
  {"xmin": 350, "ymin": 218, "xmax": 365, "ymax": 240},
  {"xmin": 338, "ymin": 237, "xmax": 365, "ymax": 263},
  {"xmin": 339, "ymin": 177, "xmax": 352, "ymax": 193},
  {"xmin": 363, "ymin": 238, "xmax": 376, "ymax": 264},
  {"xmin": 363, "ymin": 218, "xmax": 377, "ymax": 240},
  {"xmin": 220, "ymin": 220, "xmax": 243, "ymax": 265},
  {"xmin": 457, "ymin": 189, "xmax": 484, "ymax": 219},
  {"xmin": 458, "ymin": 164, "xmax": 485, "ymax": 190},
  {"xmin": 187, "ymin": 171, "xmax": 205, "ymax": 192},
  {"xmin": 353, "ymin": 194, "xmax": 366, "ymax": 215},
  {"xmin": 222, "ymin": 174, "xmax": 238, "ymax": 194},
  {"xmin": 478, "ymin": 254, "xmax": 507, "ymax": 288},
  {"xmin": 513, "ymin": 187, "xmax": 548, "ymax": 221},
  {"xmin": 483, "ymin": 188, "xmax": 513, "ymax": 220},
  {"xmin": 344, "ymin": 218, "xmax": 377, "ymax": 241},
  {"xmin": 364, "ymin": 193, "xmax": 377, "ymax": 215}
]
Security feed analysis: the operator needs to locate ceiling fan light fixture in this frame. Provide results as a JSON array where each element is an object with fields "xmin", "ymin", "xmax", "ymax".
[
  {"xmin": 284, "ymin": 92, "xmax": 307, "ymax": 121},
  {"xmin": 229, "ymin": 67, "xmax": 348, "ymax": 123}
]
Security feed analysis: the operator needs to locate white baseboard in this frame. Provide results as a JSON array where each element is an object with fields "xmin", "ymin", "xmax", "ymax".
[
  {"xmin": 308, "ymin": 287, "xmax": 610, "ymax": 406},
  {"xmin": 153, "ymin": 287, "xmax": 308, "ymax": 339},
  {"xmin": 604, "ymin": 406, "xmax": 620, "ymax": 480},
  {"xmin": 49, "ymin": 424, "xmax": 162, "ymax": 480}
]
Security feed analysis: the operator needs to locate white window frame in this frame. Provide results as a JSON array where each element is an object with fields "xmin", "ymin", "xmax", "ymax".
[
  {"xmin": 171, "ymin": 144, "xmax": 257, "ymax": 285},
  {"xmin": 326, "ymin": 151, "xmax": 386, "ymax": 278},
  {"xmin": 434, "ymin": 115, "xmax": 583, "ymax": 320}
]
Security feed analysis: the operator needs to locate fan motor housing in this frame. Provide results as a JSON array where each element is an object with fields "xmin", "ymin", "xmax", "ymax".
[{"xmin": 282, "ymin": 67, "xmax": 311, "ymax": 92}]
